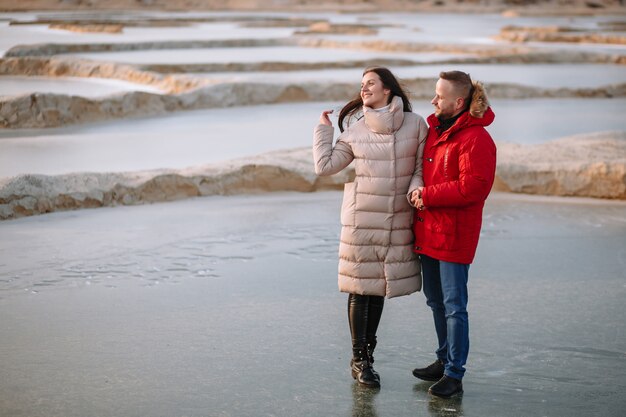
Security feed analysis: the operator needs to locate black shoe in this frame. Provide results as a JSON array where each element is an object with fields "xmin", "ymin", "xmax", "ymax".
[
  {"xmin": 428, "ymin": 375, "xmax": 463, "ymax": 398},
  {"xmin": 412, "ymin": 359, "xmax": 445, "ymax": 381},
  {"xmin": 351, "ymin": 347, "xmax": 380, "ymax": 388}
]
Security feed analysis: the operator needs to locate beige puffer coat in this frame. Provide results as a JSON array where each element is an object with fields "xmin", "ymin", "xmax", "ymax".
[{"xmin": 313, "ymin": 96, "xmax": 429, "ymax": 298}]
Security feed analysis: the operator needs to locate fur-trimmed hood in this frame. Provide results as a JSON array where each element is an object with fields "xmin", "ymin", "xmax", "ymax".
[
  {"xmin": 426, "ymin": 79, "xmax": 494, "ymax": 141},
  {"xmin": 469, "ymin": 80, "xmax": 489, "ymax": 118}
]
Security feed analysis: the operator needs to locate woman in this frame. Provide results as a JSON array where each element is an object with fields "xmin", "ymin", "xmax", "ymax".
[{"xmin": 313, "ymin": 67, "xmax": 428, "ymax": 388}]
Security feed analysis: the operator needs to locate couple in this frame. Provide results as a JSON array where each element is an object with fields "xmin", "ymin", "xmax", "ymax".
[{"xmin": 313, "ymin": 67, "xmax": 497, "ymax": 398}]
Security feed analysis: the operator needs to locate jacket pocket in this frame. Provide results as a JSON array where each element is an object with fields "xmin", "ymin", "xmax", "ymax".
[
  {"xmin": 424, "ymin": 210, "xmax": 457, "ymax": 250},
  {"xmin": 340, "ymin": 182, "xmax": 357, "ymax": 227}
]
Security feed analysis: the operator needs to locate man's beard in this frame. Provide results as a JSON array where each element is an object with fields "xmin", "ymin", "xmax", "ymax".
[{"xmin": 435, "ymin": 108, "xmax": 454, "ymax": 120}]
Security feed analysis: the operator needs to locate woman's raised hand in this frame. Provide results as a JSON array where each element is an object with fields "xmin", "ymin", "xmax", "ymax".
[{"xmin": 319, "ymin": 110, "xmax": 334, "ymax": 126}]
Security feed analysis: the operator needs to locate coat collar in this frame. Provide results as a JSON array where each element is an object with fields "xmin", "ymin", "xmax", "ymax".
[{"xmin": 363, "ymin": 96, "xmax": 405, "ymax": 134}]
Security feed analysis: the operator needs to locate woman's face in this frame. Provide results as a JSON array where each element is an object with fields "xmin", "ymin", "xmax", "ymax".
[{"xmin": 360, "ymin": 72, "xmax": 390, "ymax": 109}]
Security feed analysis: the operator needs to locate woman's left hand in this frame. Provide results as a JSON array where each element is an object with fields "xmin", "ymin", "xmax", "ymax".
[{"xmin": 319, "ymin": 110, "xmax": 334, "ymax": 126}]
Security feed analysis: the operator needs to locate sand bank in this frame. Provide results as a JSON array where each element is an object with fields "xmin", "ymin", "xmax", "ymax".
[
  {"xmin": 1, "ymin": 131, "xmax": 623, "ymax": 220},
  {"xmin": 2, "ymin": 54, "xmax": 625, "ymax": 128},
  {"xmin": 2, "ymin": 29, "xmax": 624, "ymax": 128},
  {"xmin": 496, "ymin": 25, "xmax": 626, "ymax": 45},
  {"xmin": 496, "ymin": 131, "xmax": 626, "ymax": 199},
  {"xmin": 2, "ymin": 79, "xmax": 624, "ymax": 129}
]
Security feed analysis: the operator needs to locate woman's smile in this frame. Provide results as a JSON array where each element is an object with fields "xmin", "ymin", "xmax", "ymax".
[{"xmin": 360, "ymin": 72, "xmax": 390, "ymax": 109}]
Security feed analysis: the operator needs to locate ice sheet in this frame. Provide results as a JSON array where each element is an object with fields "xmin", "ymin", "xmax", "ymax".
[{"xmin": 0, "ymin": 192, "xmax": 624, "ymax": 417}]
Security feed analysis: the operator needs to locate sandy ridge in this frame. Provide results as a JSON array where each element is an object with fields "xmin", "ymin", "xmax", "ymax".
[
  {"xmin": 2, "ymin": 35, "xmax": 625, "ymax": 128},
  {"xmin": 496, "ymin": 131, "xmax": 626, "ymax": 199},
  {"xmin": 0, "ymin": 57, "xmax": 207, "ymax": 94},
  {"xmin": 2, "ymin": 76, "xmax": 625, "ymax": 128},
  {"xmin": 2, "ymin": 79, "xmax": 625, "ymax": 129},
  {"xmin": 0, "ymin": 148, "xmax": 353, "ymax": 220},
  {"xmin": 6, "ymin": 38, "xmax": 626, "ymax": 63},
  {"xmin": 3, "ymin": 38, "xmax": 290, "ymax": 58},
  {"xmin": 1, "ymin": 131, "xmax": 624, "ymax": 220},
  {"xmin": 2, "ymin": 55, "xmax": 625, "ymax": 129}
]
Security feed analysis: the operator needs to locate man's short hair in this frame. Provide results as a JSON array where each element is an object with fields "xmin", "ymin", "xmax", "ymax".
[{"xmin": 439, "ymin": 71, "xmax": 473, "ymax": 103}]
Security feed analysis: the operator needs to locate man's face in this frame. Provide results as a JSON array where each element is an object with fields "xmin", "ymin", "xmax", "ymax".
[{"xmin": 431, "ymin": 79, "xmax": 461, "ymax": 119}]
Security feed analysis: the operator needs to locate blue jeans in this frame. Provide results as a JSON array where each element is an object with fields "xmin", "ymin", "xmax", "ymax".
[{"xmin": 420, "ymin": 254, "xmax": 470, "ymax": 380}]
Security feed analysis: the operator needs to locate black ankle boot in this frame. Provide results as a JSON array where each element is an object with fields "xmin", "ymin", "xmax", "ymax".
[
  {"xmin": 351, "ymin": 347, "xmax": 380, "ymax": 388},
  {"xmin": 429, "ymin": 375, "xmax": 463, "ymax": 398},
  {"xmin": 366, "ymin": 339, "xmax": 380, "ymax": 382},
  {"xmin": 412, "ymin": 359, "xmax": 445, "ymax": 382}
]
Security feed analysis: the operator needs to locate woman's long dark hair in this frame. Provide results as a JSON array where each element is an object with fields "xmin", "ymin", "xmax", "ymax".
[{"xmin": 338, "ymin": 66, "xmax": 412, "ymax": 132}]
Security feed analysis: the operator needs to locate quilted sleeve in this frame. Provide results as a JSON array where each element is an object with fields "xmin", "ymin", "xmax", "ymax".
[
  {"xmin": 313, "ymin": 124, "xmax": 354, "ymax": 176},
  {"xmin": 406, "ymin": 116, "xmax": 430, "ymax": 203}
]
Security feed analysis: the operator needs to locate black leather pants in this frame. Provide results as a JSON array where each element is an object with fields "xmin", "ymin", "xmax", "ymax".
[{"xmin": 347, "ymin": 294, "xmax": 385, "ymax": 350}]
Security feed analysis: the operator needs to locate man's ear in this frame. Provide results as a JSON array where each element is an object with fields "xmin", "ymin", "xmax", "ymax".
[{"xmin": 455, "ymin": 97, "xmax": 465, "ymax": 111}]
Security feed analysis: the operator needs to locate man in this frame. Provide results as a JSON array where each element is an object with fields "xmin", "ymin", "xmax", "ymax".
[{"xmin": 408, "ymin": 71, "xmax": 497, "ymax": 398}]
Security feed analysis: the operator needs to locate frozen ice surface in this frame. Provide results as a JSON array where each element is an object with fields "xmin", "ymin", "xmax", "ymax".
[
  {"xmin": 0, "ymin": 192, "xmax": 624, "ymax": 417},
  {"xmin": 0, "ymin": 99, "xmax": 625, "ymax": 178},
  {"xmin": 0, "ymin": 75, "xmax": 165, "ymax": 98}
]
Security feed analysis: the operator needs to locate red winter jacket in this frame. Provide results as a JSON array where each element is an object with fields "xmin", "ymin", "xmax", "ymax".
[{"xmin": 412, "ymin": 107, "xmax": 496, "ymax": 264}]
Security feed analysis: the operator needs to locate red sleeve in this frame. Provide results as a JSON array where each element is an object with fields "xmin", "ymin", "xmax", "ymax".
[{"xmin": 422, "ymin": 132, "xmax": 496, "ymax": 208}]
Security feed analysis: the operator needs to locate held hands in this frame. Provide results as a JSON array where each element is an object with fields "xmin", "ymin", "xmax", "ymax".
[
  {"xmin": 320, "ymin": 109, "xmax": 334, "ymax": 126},
  {"xmin": 410, "ymin": 187, "xmax": 425, "ymax": 210}
]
